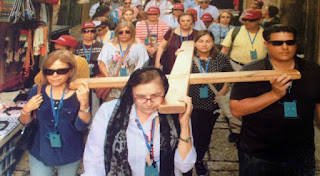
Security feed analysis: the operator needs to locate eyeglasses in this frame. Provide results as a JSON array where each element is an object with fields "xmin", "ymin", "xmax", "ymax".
[
  {"xmin": 82, "ymin": 29, "xmax": 97, "ymax": 33},
  {"xmin": 43, "ymin": 68, "xmax": 70, "ymax": 75},
  {"xmin": 118, "ymin": 30, "xmax": 131, "ymax": 35},
  {"xmin": 242, "ymin": 18, "xmax": 259, "ymax": 22},
  {"xmin": 268, "ymin": 40, "xmax": 296, "ymax": 46},
  {"xmin": 134, "ymin": 95, "xmax": 164, "ymax": 103},
  {"xmin": 97, "ymin": 26, "xmax": 107, "ymax": 32},
  {"xmin": 124, "ymin": 2, "xmax": 131, "ymax": 4}
]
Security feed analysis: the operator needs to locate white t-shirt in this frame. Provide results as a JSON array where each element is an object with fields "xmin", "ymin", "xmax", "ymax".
[
  {"xmin": 194, "ymin": 5, "xmax": 219, "ymax": 21},
  {"xmin": 144, "ymin": 0, "xmax": 172, "ymax": 18},
  {"xmin": 161, "ymin": 14, "xmax": 180, "ymax": 28}
]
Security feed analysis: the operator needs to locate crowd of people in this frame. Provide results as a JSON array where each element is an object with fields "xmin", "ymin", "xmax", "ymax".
[{"xmin": 17, "ymin": 0, "xmax": 320, "ymax": 176}]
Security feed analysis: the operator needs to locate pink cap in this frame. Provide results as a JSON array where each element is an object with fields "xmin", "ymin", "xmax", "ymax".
[
  {"xmin": 201, "ymin": 13, "xmax": 213, "ymax": 22},
  {"xmin": 81, "ymin": 21, "xmax": 96, "ymax": 29},
  {"xmin": 242, "ymin": 10, "xmax": 262, "ymax": 20},
  {"xmin": 51, "ymin": 35, "xmax": 78, "ymax": 48}
]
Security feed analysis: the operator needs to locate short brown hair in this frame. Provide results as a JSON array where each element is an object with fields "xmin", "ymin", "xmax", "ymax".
[
  {"xmin": 41, "ymin": 50, "xmax": 77, "ymax": 85},
  {"xmin": 178, "ymin": 12, "xmax": 195, "ymax": 24},
  {"xmin": 217, "ymin": 10, "xmax": 234, "ymax": 24}
]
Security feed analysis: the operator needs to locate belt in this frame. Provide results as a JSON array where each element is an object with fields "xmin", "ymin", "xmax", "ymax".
[{"xmin": 231, "ymin": 59, "xmax": 245, "ymax": 66}]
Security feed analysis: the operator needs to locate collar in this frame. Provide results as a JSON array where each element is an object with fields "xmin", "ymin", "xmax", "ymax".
[{"xmin": 265, "ymin": 55, "xmax": 299, "ymax": 70}]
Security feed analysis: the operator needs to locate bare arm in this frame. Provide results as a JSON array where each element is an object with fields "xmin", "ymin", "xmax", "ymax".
[
  {"xmin": 98, "ymin": 62, "xmax": 110, "ymax": 77},
  {"xmin": 155, "ymin": 39, "xmax": 168, "ymax": 68},
  {"xmin": 230, "ymin": 75, "xmax": 292, "ymax": 117},
  {"xmin": 19, "ymin": 94, "xmax": 43, "ymax": 124},
  {"xmin": 76, "ymin": 84, "xmax": 91, "ymax": 124},
  {"xmin": 221, "ymin": 46, "xmax": 230, "ymax": 55}
]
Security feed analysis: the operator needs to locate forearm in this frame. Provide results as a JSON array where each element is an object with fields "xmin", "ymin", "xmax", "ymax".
[
  {"xmin": 155, "ymin": 47, "xmax": 164, "ymax": 68},
  {"xmin": 78, "ymin": 103, "xmax": 91, "ymax": 124},
  {"xmin": 19, "ymin": 109, "xmax": 33, "ymax": 125},
  {"xmin": 221, "ymin": 47, "xmax": 229, "ymax": 55},
  {"xmin": 230, "ymin": 91, "xmax": 281, "ymax": 117},
  {"xmin": 177, "ymin": 123, "xmax": 192, "ymax": 160},
  {"xmin": 219, "ymin": 83, "xmax": 229, "ymax": 95}
]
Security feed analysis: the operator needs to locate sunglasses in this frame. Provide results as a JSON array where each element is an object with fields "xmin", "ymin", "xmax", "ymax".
[
  {"xmin": 242, "ymin": 18, "xmax": 259, "ymax": 22},
  {"xmin": 82, "ymin": 29, "xmax": 97, "ymax": 33},
  {"xmin": 98, "ymin": 26, "xmax": 107, "ymax": 32},
  {"xmin": 43, "ymin": 68, "xmax": 70, "ymax": 75},
  {"xmin": 124, "ymin": 2, "xmax": 131, "ymax": 4},
  {"xmin": 268, "ymin": 40, "xmax": 296, "ymax": 46},
  {"xmin": 118, "ymin": 30, "xmax": 131, "ymax": 35}
]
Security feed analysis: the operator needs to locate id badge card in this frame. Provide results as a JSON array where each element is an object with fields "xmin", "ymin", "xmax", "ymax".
[
  {"xmin": 284, "ymin": 101, "xmax": 298, "ymax": 119},
  {"xmin": 250, "ymin": 49, "xmax": 258, "ymax": 59},
  {"xmin": 145, "ymin": 162, "xmax": 159, "ymax": 176},
  {"xmin": 144, "ymin": 38, "xmax": 150, "ymax": 45},
  {"xmin": 200, "ymin": 86, "xmax": 208, "ymax": 98},
  {"xmin": 150, "ymin": 34, "xmax": 158, "ymax": 46},
  {"xmin": 120, "ymin": 67, "xmax": 127, "ymax": 76},
  {"xmin": 48, "ymin": 132, "xmax": 62, "ymax": 148}
]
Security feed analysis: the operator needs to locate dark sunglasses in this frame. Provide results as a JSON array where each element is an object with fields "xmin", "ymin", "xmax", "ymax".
[
  {"xmin": 242, "ymin": 18, "xmax": 259, "ymax": 22},
  {"xmin": 268, "ymin": 40, "xmax": 296, "ymax": 46},
  {"xmin": 82, "ymin": 29, "xmax": 97, "ymax": 33},
  {"xmin": 124, "ymin": 2, "xmax": 131, "ymax": 4},
  {"xmin": 118, "ymin": 30, "xmax": 131, "ymax": 35},
  {"xmin": 43, "ymin": 68, "xmax": 70, "ymax": 75},
  {"xmin": 98, "ymin": 26, "xmax": 107, "ymax": 31}
]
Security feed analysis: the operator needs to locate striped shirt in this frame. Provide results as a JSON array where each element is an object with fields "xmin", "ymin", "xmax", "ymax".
[{"xmin": 135, "ymin": 20, "xmax": 169, "ymax": 44}]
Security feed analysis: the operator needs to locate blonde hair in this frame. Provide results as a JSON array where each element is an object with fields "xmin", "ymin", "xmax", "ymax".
[
  {"xmin": 41, "ymin": 50, "xmax": 77, "ymax": 85},
  {"xmin": 112, "ymin": 21, "xmax": 137, "ymax": 45},
  {"xmin": 122, "ymin": 8, "xmax": 134, "ymax": 16},
  {"xmin": 217, "ymin": 10, "xmax": 234, "ymax": 24}
]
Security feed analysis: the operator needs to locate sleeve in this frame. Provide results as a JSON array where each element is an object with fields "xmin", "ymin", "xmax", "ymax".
[
  {"xmin": 163, "ymin": 28, "xmax": 172, "ymax": 41},
  {"xmin": 75, "ymin": 116, "xmax": 91, "ymax": 131},
  {"xmin": 174, "ymin": 119, "xmax": 197, "ymax": 173},
  {"xmin": 221, "ymin": 54, "xmax": 234, "ymax": 72},
  {"xmin": 27, "ymin": 86, "xmax": 38, "ymax": 101},
  {"xmin": 135, "ymin": 21, "xmax": 145, "ymax": 43},
  {"xmin": 97, "ymin": 44, "xmax": 109, "ymax": 65},
  {"xmin": 221, "ymin": 28, "xmax": 234, "ymax": 48},
  {"xmin": 212, "ymin": 6, "xmax": 219, "ymax": 20},
  {"xmin": 135, "ymin": 44, "xmax": 150, "ymax": 68},
  {"xmin": 82, "ymin": 102, "xmax": 115, "ymax": 176},
  {"xmin": 89, "ymin": 4, "xmax": 97, "ymax": 17}
]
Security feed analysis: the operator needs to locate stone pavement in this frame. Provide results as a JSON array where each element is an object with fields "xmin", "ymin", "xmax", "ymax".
[{"xmin": 13, "ymin": 115, "xmax": 320, "ymax": 176}]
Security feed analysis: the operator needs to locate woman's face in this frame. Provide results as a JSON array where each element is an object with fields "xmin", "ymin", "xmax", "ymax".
[
  {"xmin": 179, "ymin": 15, "xmax": 193, "ymax": 30},
  {"xmin": 45, "ymin": 59, "xmax": 71, "ymax": 87},
  {"xmin": 118, "ymin": 26, "xmax": 132, "ymax": 43},
  {"xmin": 199, "ymin": 1, "xmax": 209, "ymax": 9},
  {"xmin": 123, "ymin": 11, "xmax": 134, "ymax": 22},
  {"xmin": 173, "ymin": 9, "xmax": 183, "ymax": 17},
  {"xmin": 195, "ymin": 34, "xmax": 214, "ymax": 54},
  {"xmin": 132, "ymin": 77, "xmax": 165, "ymax": 116},
  {"xmin": 219, "ymin": 12, "xmax": 232, "ymax": 25}
]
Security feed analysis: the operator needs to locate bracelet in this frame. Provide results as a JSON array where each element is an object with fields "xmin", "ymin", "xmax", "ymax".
[
  {"xmin": 179, "ymin": 136, "xmax": 192, "ymax": 143},
  {"xmin": 79, "ymin": 106, "xmax": 90, "ymax": 113}
]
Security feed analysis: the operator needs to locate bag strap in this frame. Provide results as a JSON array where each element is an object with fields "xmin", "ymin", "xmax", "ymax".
[
  {"xmin": 193, "ymin": 57, "xmax": 220, "ymax": 95},
  {"xmin": 32, "ymin": 84, "xmax": 43, "ymax": 120},
  {"xmin": 115, "ymin": 44, "xmax": 133, "ymax": 76}
]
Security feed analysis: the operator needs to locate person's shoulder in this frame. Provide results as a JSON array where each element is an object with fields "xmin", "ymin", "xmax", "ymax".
[
  {"xmin": 75, "ymin": 55, "xmax": 87, "ymax": 63},
  {"xmin": 209, "ymin": 5, "xmax": 218, "ymax": 10},
  {"xmin": 216, "ymin": 52, "xmax": 228, "ymax": 59},
  {"xmin": 241, "ymin": 58, "xmax": 268, "ymax": 71},
  {"xmin": 94, "ymin": 41, "xmax": 104, "ymax": 47},
  {"xmin": 133, "ymin": 43, "xmax": 146, "ymax": 49},
  {"xmin": 297, "ymin": 57, "xmax": 320, "ymax": 71}
]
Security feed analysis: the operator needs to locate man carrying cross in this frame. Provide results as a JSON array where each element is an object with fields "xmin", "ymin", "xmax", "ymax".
[{"xmin": 230, "ymin": 24, "xmax": 320, "ymax": 176}]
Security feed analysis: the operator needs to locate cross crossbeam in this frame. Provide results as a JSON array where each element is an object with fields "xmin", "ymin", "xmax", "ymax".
[{"xmin": 70, "ymin": 41, "xmax": 301, "ymax": 114}]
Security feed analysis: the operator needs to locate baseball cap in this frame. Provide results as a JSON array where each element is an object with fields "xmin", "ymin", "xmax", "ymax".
[
  {"xmin": 147, "ymin": 6, "xmax": 160, "ymax": 15},
  {"xmin": 81, "ymin": 21, "xmax": 96, "ymax": 29},
  {"xmin": 186, "ymin": 8, "xmax": 197, "ymax": 21},
  {"xmin": 201, "ymin": 13, "xmax": 213, "ymax": 22},
  {"xmin": 242, "ymin": 10, "xmax": 262, "ymax": 20},
  {"xmin": 173, "ymin": 3, "xmax": 184, "ymax": 10},
  {"xmin": 50, "ymin": 35, "xmax": 78, "ymax": 48}
]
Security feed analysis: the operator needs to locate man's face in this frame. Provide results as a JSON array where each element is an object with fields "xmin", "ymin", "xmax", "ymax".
[
  {"xmin": 265, "ymin": 32, "xmax": 297, "ymax": 62},
  {"xmin": 147, "ymin": 14, "xmax": 159, "ymax": 21},
  {"xmin": 199, "ymin": 1, "xmax": 209, "ymax": 9},
  {"xmin": 123, "ymin": 0, "xmax": 131, "ymax": 8},
  {"xmin": 243, "ymin": 18, "xmax": 261, "ymax": 30},
  {"xmin": 81, "ymin": 27, "xmax": 96, "ymax": 41}
]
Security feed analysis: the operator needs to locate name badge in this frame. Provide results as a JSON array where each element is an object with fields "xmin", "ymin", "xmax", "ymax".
[
  {"xmin": 150, "ymin": 34, "xmax": 158, "ymax": 46},
  {"xmin": 145, "ymin": 162, "xmax": 159, "ymax": 176},
  {"xmin": 144, "ymin": 38, "xmax": 150, "ymax": 45},
  {"xmin": 200, "ymin": 86, "xmax": 208, "ymax": 98},
  {"xmin": 250, "ymin": 49, "xmax": 258, "ymax": 59},
  {"xmin": 120, "ymin": 67, "xmax": 127, "ymax": 76},
  {"xmin": 47, "ymin": 132, "xmax": 62, "ymax": 148},
  {"xmin": 284, "ymin": 101, "xmax": 298, "ymax": 119}
]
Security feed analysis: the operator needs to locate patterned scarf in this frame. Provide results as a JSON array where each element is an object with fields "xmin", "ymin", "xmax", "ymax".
[{"xmin": 104, "ymin": 67, "xmax": 181, "ymax": 176}]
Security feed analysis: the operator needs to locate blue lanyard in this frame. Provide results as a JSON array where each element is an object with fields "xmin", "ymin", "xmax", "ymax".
[
  {"xmin": 268, "ymin": 57, "xmax": 292, "ymax": 93},
  {"xmin": 119, "ymin": 42, "xmax": 130, "ymax": 58},
  {"xmin": 147, "ymin": 20, "xmax": 158, "ymax": 36},
  {"xmin": 135, "ymin": 117, "xmax": 156, "ymax": 159},
  {"xmin": 247, "ymin": 28, "xmax": 259, "ymax": 47},
  {"xmin": 110, "ymin": 31, "xmax": 114, "ymax": 40},
  {"xmin": 180, "ymin": 29, "xmax": 190, "ymax": 43},
  {"xmin": 198, "ymin": 57, "xmax": 210, "ymax": 73},
  {"xmin": 50, "ymin": 87, "xmax": 66, "ymax": 131},
  {"xmin": 82, "ymin": 42, "xmax": 93, "ymax": 62}
]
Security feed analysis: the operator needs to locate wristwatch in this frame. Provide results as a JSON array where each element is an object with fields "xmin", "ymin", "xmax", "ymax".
[
  {"xmin": 179, "ymin": 136, "xmax": 192, "ymax": 143},
  {"xmin": 79, "ymin": 106, "xmax": 90, "ymax": 113}
]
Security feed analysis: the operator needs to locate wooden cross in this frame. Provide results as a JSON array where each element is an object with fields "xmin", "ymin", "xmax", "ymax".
[{"xmin": 70, "ymin": 41, "xmax": 301, "ymax": 114}]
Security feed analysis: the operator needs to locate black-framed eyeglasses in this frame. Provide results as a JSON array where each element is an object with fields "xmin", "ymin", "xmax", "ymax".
[
  {"xmin": 133, "ymin": 95, "xmax": 164, "ymax": 103},
  {"xmin": 268, "ymin": 40, "xmax": 296, "ymax": 46},
  {"xmin": 82, "ymin": 29, "xmax": 97, "ymax": 33},
  {"xmin": 118, "ymin": 30, "xmax": 131, "ymax": 35},
  {"xmin": 43, "ymin": 68, "xmax": 70, "ymax": 75},
  {"xmin": 242, "ymin": 18, "xmax": 259, "ymax": 22}
]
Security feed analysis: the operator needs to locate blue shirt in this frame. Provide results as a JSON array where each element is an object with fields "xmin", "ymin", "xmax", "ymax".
[{"xmin": 28, "ymin": 85, "xmax": 90, "ymax": 166}]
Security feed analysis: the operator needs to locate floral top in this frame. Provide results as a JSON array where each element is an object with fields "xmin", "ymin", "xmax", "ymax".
[{"xmin": 97, "ymin": 42, "xmax": 149, "ymax": 98}]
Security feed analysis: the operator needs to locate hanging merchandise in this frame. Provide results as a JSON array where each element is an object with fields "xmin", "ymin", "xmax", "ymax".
[
  {"xmin": 8, "ymin": 0, "xmax": 35, "ymax": 24},
  {"xmin": 24, "ymin": 29, "xmax": 35, "ymax": 78}
]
